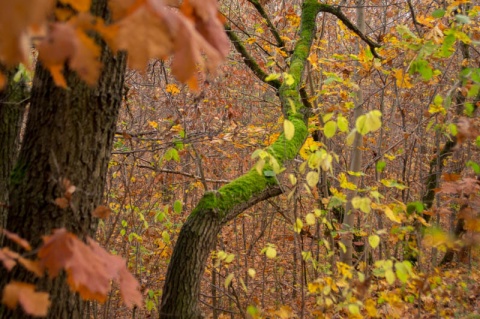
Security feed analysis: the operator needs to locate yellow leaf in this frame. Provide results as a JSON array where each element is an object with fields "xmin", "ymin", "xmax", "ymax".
[
  {"xmin": 284, "ymin": 119, "xmax": 295, "ymax": 140},
  {"xmin": 306, "ymin": 171, "xmax": 319, "ymax": 188},
  {"xmin": 368, "ymin": 235, "xmax": 380, "ymax": 249},
  {"xmin": 305, "ymin": 213, "xmax": 316, "ymax": 225},
  {"xmin": 351, "ymin": 196, "xmax": 371, "ymax": 214},
  {"xmin": 248, "ymin": 268, "xmax": 256, "ymax": 278},
  {"xmin": 265, "ymin": 246, "xmax": 277, "ymax": 259},
  {"xmin": 339, "ymin": 173, "xmax": 357, "ymax": 190},
  {"xmin": 393, "ymin": 68, "xmax": 413, "ymax": 88},
  {"xmin": 293, "ymin": 218, "xmax": 303, "ymax": 234},
  {"xmin": 224, "ymin": 273, "xmax": 234, "ymax": 289},
  {"xmin": 384, "ymin": 206, "xmax": 402, "ymax": 223},
  {"xmin": 166, "ymin": 83, "xmax": 180, "ymax": 95}
]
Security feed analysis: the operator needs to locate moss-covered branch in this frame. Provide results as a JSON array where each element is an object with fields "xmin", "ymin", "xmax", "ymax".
[
  {"xmin": 160, "ymin": 1, "xmax": 321, "ymax": 317},
  {"xmin": 319, "ymin": 4, "xmax": 382, "ymax": 59},
  {"xmin": 247, "ymin": 0, "xmax": 286, "ymax": 48}
]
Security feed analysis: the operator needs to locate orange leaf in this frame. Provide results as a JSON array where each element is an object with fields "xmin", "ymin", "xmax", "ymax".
[
  {"xmin": 1, "ymin": 282, "xmax": 50, "ymax": 317},
  {"xmin": 18, "ymin": 258, "xmax": 44, "ymax": 277},
  {"xmin": 38, "ymin": 229, "xmax": 142, "ymax": 307},
  {"xmin": 0, "ymin": 72, "xmax": 6, "ymax": 90},
  {"xmin": 2, "ymin": 229, "xmax": 32, "ymax": 251},
  {"xmin": 92, "ymin": 205, "xmax": 112, "ymax": 219},
  {"xmin": 59, "ymin": 0, "xmax": 91, "ymax": 12}
]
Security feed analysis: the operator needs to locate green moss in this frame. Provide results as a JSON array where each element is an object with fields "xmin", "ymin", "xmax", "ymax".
[
  {"xmin": 187, "ymin": 0, "xmax": 321, "ymax": 223},
  {"xmin": 10, "ymin": 159, "xmax": 27, "ymax": 186}
]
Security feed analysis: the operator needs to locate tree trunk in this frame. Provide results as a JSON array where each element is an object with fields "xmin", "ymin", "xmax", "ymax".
[
  {"xmin": 0, "ymin": 0, "xmax": 127, "ymax": 317},
  {"xmin": 0, "ymin": 66, "xmax": 28, "ymax": 239},
  {"xmin": 340, "ymin": 0, "xmax": 365, "ymax": 266},
  {"xmin": 160, "ymin": 1, "xmax": 321, "ymax": 317}
]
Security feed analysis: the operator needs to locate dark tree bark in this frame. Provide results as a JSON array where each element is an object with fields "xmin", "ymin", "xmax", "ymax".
[
  {"xmin": 0, "ymin": 0, "xmax": 127, "ymax": 317},
  {"xmin": 0, "ymin": 66, "xmax": 29, "ymax": 238}
]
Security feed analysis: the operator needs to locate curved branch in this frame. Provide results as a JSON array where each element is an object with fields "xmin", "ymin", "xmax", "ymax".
[
  {"xmin": 247, "ymin": 0, "xmax": 286, "ymax": 48},
  {"xmin": 225, "ymin": 25, "xmax": 281, "ymax": 89}
]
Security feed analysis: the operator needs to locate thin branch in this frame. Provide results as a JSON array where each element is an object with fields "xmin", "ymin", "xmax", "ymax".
[
  {"xmin": 319, "ymin": 4, "xmax": 382, "ymax": 59},
  {"xmin": 137, "ymin": 165, "xmax": 230, "ymax": 184},
  {"xmin": 247, "ymin": 0, "xmax": 286, "ymax": 48},
  {"xmin": 225, "ymin": 25, "xmax": 281, "ymax": 89}
]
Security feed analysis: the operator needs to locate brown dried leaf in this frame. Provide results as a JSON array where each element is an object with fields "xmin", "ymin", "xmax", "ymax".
[
  {"xmin": 1, "ymin": 282, "xmax": 50, "ymax": 317},
  {"xmin": 87, "ymin": 238, "xmax": 142, "ymax": 308},
  {"xmin": 0, "ymin": 247, "xmax": 19, "ymax": 271},
  {"xmin": 38, "ymin": 229, "xmax": 142, "ymax": 307},
  {"xmin": 54, "ymin": 197, "xmax": 69, "ymax": 209},
  {"xmin": 2, "ymin": 229, "xmax": 32, "ymax": 251},
  {"xmin": 110, "ymin": 0, "xmax": 175, "ymax": 70},
  {"xmin": 92, "ymin": 205, "xmax": 111, "ymax": 219}
]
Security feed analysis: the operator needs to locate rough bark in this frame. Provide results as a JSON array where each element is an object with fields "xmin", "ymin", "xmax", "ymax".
[
  {"xmin": 160, "ymin": 1, "xmax": 321, "ymax": 317},
  {"xmin": 0, "ymin": 0, "xmax": 127, "ymax": 317},
  {"xmin": 0, "ymin": 66, "xmax": 29, "ymax": 238}
]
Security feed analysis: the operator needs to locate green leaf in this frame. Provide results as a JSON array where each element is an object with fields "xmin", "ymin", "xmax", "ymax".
[
  {"xmin": 263, "ymin": 170, "xmax": 276, "ymax": 177},
  {"xmin": 324, "ymin": 121, "xmax": 337, "ymax": 138},
  {"xmin": 173, "ymin": 200, "xmax": 183, "ymax": 213},
  {"xmin": 348, "ymin": 304, "xmax": 360, "ymax": 315},
  {"xmin": 164, "ymin": 148, "xmax": 180, "ymax": 162},
  {"xmin": 265, "ymin": 73, "xmax": 280, "ymax": 81},
  {"xmin": 395, "ymin": 261, "xmax": 409, "ymax": 283},
  {"xmin": 385, "ymin": 269, "xmax": 396, "ymax": 285},
  {"xmin": 284, "ymin": 119, "xmax": 295, "ymax": 140},
  {"xmin": 467, "ymin": 160, "xmax": 480, "ymax": 175},
  {"xmin": 337, "ymin": 115, "xmax": 349, "ymax": 132},
  {"xmin": 376, "ymin": 161, "xmax": 386, "ymax": 173},
  {"xmin": 368, "ymin": 235, "xmax": 380, "ymax": 249},
  {"xmin": 356, "ymin": 115, "xmax": 368, "ymax": 135},
  {"xmin": 431, "ymin": 9, "xmax": 445, "ymax": 18}
]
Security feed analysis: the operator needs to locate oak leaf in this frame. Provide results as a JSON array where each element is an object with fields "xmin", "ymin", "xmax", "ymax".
[
  {"xmin": 1, "ymin": 282, "xmax": 50, "ymax": 317},
  {"xmin": 38, "ymin": 228, "xmax": 142, "ymax": 308}
]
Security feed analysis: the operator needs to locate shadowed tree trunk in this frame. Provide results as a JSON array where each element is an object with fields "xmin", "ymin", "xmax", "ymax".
[
  {"xmin": 0, "ymin": 0, "xmax": 127, "ymax": 317},
  {"xmin": 0, "ymin": 66, "xmax": 29, "ymax": 240}
]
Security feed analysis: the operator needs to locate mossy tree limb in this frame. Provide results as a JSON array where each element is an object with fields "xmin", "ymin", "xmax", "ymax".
[{"xmin": 159, "ymin": 1, "xmax": 321, "ymax": 317}]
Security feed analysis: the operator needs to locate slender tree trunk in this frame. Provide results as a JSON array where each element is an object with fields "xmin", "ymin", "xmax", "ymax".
[
  {"xmin": 340, "ymin": 0, "xmax": 365, "ymax": 265},
  {"xmin": 0, "ymin": 66, "xmax": 29, "ymax": 240},
  {"xmin": 0, "ymin": 0, "xmax": 127, "ymax": 317}
]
